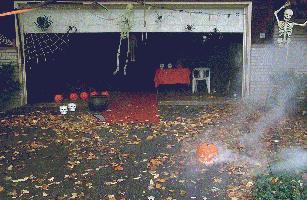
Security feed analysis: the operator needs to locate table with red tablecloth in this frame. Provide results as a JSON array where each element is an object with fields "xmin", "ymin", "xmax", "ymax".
[{"xmin": 154, "ymin": 68, "xmax": 191, "ymax": 88}]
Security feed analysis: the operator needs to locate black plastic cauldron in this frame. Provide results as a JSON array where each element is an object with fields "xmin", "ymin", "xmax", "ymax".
[{"xmin": 88, "ymin": 95, "xmax": 109, "ymax": 112}]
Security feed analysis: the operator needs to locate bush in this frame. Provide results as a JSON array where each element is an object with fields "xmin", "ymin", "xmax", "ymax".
[
  {"xmin": 0, "ymin": 63, "xmax": 20, "ymax": 103},
  {"xmin": 253, "ymin": 173, "xmax": 306, "ymax": 200}
]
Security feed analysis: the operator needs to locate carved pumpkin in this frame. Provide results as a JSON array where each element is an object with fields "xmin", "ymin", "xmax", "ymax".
[
  {"xmin": 54, "ymin": 94, "xmax": 64, "ymax": 103},
  {"xmin": 196, "ymin": 143, "xmax": 218, "ymax": 165},
  {"xmin": 90, "ymin": 91, "xmax": 98, "ymax": 96},
  {"xmin": 101, "ymin": 91, "xmax": 110, "ymax": 96},
  {"xmin": 80, "ymin": 92, "xmax": 89, "ymax": 101},
  {"xmin": 69, "ymin": 92, "xmax": 78, "ymax": 101}
]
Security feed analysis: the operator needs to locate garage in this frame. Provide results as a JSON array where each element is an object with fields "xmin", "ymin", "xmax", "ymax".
[{"xmin": 15, "ymin": 1, "xmax": 251, "ymax": 104}]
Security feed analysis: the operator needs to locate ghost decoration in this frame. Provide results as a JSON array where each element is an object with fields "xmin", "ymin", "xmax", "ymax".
[
  {"xmin": 59, "ymin": 105, "xmax": 68, "ymax": 115},
  {"xmin": 68, "ymin": 103, "xmax": 77, "ymax": 112},
  {"xmin": 274, "ymin": 2, "xmax": 307, "ymax": 46}
]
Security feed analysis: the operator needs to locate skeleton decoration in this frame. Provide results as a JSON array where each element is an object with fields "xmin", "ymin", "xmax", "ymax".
[
  {"xmin": 0, "ymin": 34, "xmax": 13, "ymax": 46},
  {"xmin": 59, "ymin": 105, "xmax": 68, "ymax": 115},
  {"xmin": 129, "ymin": 34, "xmax": 137, "ymax": 62},
  {"xmin": 274, "ymin": 1, "xmax": 307, "ymax": 46},
  {"xmin": 113, "ymin": 4, "xmax": 134, "ymax": 76},
  {"xmin": 68, "ymin": 103, "xmax": 77, "ymax": 112}
]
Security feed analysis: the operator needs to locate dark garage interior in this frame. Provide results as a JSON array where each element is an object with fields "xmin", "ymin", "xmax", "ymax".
[{"xmin": 25, "ymin": 32, "xmax": 243, "ymax": 104}]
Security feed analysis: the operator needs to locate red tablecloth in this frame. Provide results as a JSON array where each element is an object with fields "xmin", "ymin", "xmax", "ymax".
[{"xmin": 154, "ymin": 68, "xmax": 191, "ymax": 88}]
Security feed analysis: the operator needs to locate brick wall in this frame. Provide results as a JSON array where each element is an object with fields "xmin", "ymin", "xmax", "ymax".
[
  {"xmin": 0, "ymin": 47, "xmax": 22, "ymax": 111},
  {"xmin": 249, "ymin": 24, "xmax": 307, "ymax": 103}
]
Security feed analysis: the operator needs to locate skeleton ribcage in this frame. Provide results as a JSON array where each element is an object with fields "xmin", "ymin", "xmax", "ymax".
[{"xmin": 278, "ymin": 21, "xmax": 293, "ymax": 38}]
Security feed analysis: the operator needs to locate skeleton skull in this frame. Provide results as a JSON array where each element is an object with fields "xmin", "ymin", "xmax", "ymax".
[
  {"xmin": 60, "ymin": 105, "xmax": 68, "ymax": 115},
  {"xmin": 68, "ymin": 103, "xmax": 77, "ymax": 112},
  {"xmin": 284, "ymin": 9, "xmax": 293, "ymax": 22}
]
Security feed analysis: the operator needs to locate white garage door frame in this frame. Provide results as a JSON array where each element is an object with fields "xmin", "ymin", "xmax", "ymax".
[{"xmin": 14, "ymin": 1, "xmax": 252, "ymax": 104}]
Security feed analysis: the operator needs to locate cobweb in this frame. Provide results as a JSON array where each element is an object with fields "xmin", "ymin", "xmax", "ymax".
[
  {"xmin": 24, "ymin": 28, "xmax": 76, "ymax": 63},
  {"xmin": 0, "ymin": 34, "xmax": 13, "ymax": 46}
]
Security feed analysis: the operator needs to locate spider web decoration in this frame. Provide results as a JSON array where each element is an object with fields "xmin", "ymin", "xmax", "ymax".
[
  {"xmin": 24, "ymin": 27, "xmax": 76, "ymax": 63},
  {"xmin": 0, "ymin": 34, "xmax": 13, "ymax": 46}
]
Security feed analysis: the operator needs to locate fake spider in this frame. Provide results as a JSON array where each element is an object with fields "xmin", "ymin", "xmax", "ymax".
[
  {"xmin": 35, "ymin": 15, "xmax": 53, "ymax": 31},
  {"xmin": 185, "ymin": 24, "xmax": 195, "ymax": 31},
  {"xmin": 155, "ymin": 14, "xmax": 163, "ymax": 23}
]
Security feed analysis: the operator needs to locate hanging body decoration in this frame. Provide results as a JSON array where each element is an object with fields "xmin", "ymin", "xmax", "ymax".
[
  {"xmin": 142, "ymin": 4, "xmax": 151, "ymax": 43},
  {"xmin": 129, "ymin": 34, "xmax": 137, "ymax": 62},
  {"xmin": 113, "ymin": 3, "xmax": 134, "ymax": 75},
  {"xmin": 274, "ymin": 1, "xmax": 307, "ymax": 47}
]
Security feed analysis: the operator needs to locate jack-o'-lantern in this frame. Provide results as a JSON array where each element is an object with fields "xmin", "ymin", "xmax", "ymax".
[
  {"xmin": 101, "ymin": 91, "xmax": 110, "ymax": 96},
  {"xmin": 54, "ymin": 94, "xmax": 64, "ymax": 103},
  {"xmin": 80, "ymin": 92, "xmax": 89, "ymax": 101},
  {"xmin": 196, "ymin": 143, "xmax": 218, "ymax": 165},
  {"xmin": 90, "ymin": 91, "xmax": 98, "ymax": 96},
  {"xmin": 69, "ymin": 92, "xmax": 78, "ymax": 101}
]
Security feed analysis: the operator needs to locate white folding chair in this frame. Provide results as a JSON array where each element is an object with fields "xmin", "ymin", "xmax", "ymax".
[{"xmin": 192, "ymin": 67, "xmax": 211, "ymax": 94}]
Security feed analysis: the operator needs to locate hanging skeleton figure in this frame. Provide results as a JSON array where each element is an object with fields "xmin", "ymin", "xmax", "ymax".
[
  {"xmin": 129, "ymin": 34, "xmax": 137, "ymax": 62},
  {"xmin": 113, "ymin": 4, "xmax": 134, "ymax": 76},
  {"xmin": 274, "ymin": 1, "xmax": 306, "ymax": 46}
]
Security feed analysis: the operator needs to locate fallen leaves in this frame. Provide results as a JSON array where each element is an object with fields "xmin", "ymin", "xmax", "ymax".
[{"xmin": 0, "ymin": 101, "xmax": 305, "ymax": 200}]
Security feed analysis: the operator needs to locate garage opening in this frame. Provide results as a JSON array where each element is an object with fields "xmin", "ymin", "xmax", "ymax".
[{"xmin": 25, "ymin": 32, "xmax": 242, "ymax": 104}]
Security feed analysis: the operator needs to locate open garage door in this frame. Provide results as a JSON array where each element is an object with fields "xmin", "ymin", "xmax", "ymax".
[{"xmin": 15, "ymin": 1, "xmax": 252, "ymax": 104}]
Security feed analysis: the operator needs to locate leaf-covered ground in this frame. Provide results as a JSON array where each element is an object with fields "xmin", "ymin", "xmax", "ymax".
[{"xmin": 0, "ymin": 101, "xmax": 305, "ymax": 199}]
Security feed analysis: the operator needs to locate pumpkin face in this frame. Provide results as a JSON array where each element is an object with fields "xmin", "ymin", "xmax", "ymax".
[
  {"xmin": 69, "ymin": 92, "xmax": 78, "ymax": 101},
  {"xmin": 196, "ymin": 143, "xmax": 218, "ymax": 165},
  {"xmin": 101, "ymin": 91, "xmax": 110, "ymax": 96},
  {"xmin": 90, "ymin": 91, "xmax": 98, "ymax": 96},
  {"xmin": 54, "ymin": 94, "xmax": 63, "ymax": 103},
  {"xmin": 80, "ymin": 92, "xmax": 89, "ymax": 101}
]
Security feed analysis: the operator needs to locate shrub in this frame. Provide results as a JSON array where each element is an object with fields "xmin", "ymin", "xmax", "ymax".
[
  {"xmin": 253, "ymin": 173, "xmax": 305, "ymax": 200},
  {"xmin": 0, "ymin": 63, "xmax": 20, "ymax": 103}
]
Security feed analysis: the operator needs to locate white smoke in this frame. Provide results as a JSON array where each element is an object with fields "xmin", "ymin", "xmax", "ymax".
[{"xmin": 270, "ymin": 147, "xmax": 307, "ymax": 173}]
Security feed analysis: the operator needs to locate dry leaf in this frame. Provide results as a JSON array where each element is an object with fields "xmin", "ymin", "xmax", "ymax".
[
  {"xmin": 7, "ymin": 165, "xmax": 13, "ymax": 171},
  {"xmin": 0, "ymin": 186, "xmax": 4, "ymax": 192},
  {"xmin": 108, "ymin": 194, "xmax": 116, "ymax": 200},
  {"xmin": 155, "ymin": 183, "xmax": 162, "ymax": 189},
  {"xmin": 71, "ymin": 192, "xmax": 78, "ymax": 199},
  {"xmin": 114, "ymin": 165, "xmax": 124, "ymax": 171},
  {"xmin": 146, "ymin": 135, "xmax": 154, "ymax": 141}
]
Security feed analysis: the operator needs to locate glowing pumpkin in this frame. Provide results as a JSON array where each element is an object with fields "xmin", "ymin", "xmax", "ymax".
[
  {"xmin": 80, "ymin": 92, "xmax": 89, "ymax": 101},
  {"xmin": 101, "ymin": 91, "xmax": 110, "ymax": 96},
  {"xmin": 54, "ymin": 94, "xmax": 63, "ymax": 103},
  {"xmin": 196, "ymin": 143, "xmax": 218, "ymax": 165},
  {"xmin": 69, "ymin": 92, "xmax": 78, "ymax": 101}
]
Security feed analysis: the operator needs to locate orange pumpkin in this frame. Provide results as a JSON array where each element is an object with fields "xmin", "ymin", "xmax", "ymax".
[
  {"xmin": 196, "ymin": 143, "xmax": 218, "ymax": 165},
  {"xmin": 80, "ymin": 92, "xmax": 89, "ymax": 101},
  {"xmin": 101, "ymin": 91, "xmax": 110, "ymax": 96},
  {"xmin": 54, "ymin": 94, "xmax": 64, "ymax": 103},
  {"xmin": 69, "ymin": 92, "xmax": 78, "ymax": 101}
]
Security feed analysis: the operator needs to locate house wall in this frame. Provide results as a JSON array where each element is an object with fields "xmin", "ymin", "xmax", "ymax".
[
  {"xmin": 249, "ymin": 25, "xmax": 307, "ymax": 103},
  {"xmin": 0, "ymin": 47, "xmax": 23, "ymax": 111}
]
